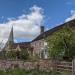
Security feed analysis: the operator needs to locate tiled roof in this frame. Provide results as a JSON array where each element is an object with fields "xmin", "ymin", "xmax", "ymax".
[
  {"xmin": 32, "ymin": 19, "xmax": 75, "ymax": 42},
  {"xmin": 13, "ymin": 42, "xmax": 31, "ymax": 49}
]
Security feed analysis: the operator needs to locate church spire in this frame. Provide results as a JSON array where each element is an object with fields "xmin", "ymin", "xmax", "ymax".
[
  {"xmin": 8, "ymin": 26, "xmax": 14, "ymax": 43},
  {"xmin": 8, "ymin": 26, "xmax": 14, "ymax": 49},
  {"xmin": 4, "ymin": 26, "xmax": 14, "ymax": 51}
]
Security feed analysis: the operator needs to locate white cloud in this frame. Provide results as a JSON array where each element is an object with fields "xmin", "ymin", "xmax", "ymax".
[
  {"xmin": 0, "ymin": 5, "xmax": 44, "ymax": 44},
  {"xmin": 65, "ymin": 10, "xmax": 75, "ymax": 22}
]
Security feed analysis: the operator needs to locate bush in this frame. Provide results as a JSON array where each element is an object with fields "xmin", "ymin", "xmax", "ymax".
[
  {"xmin": 60, "ymin": 70, "xmax": 72, "ymax": 75},
  {"xmin": 0, "ymin": 68, "xmax": 72, "ymax": 75},
  {"xmin": 20, "ymin": 49, "xmax": 29, "ymax": 60}
]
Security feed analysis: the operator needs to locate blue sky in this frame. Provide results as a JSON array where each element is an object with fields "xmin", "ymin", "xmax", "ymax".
[
  {"xmin": 0, "ymin": 0, "xmax": 75, "ymax": 43},
  {"xmin": 0, "ymin": 0, "xmax": 74, "ymax": 26}
]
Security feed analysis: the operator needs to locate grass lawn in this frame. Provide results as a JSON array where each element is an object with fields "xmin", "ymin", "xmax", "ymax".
[{"xmin": 0, "ymin": 68, "xmax": 72, "ymax": 75}]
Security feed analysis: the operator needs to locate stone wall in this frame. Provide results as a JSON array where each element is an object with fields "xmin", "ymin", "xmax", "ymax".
[
  {"xmin": 0, "ymin": 59, "xmax": 74, "ymax": 74},
  {"xmin": 0, "ymin": 59, "xmax": 56, "ymax": 71},
  {"xmin": 31, "ymin": 39, "xmax": 44, "ymax": 57}
]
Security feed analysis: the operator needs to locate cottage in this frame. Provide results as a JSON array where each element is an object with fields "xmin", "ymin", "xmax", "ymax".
[{"xmin": 3, "ymin": 19, "xmax": 75, "ymax": 59}]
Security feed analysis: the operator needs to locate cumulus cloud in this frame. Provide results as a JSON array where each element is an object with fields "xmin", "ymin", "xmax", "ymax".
[
  {"xmin": 0, "ymin": 5, "xmax": 44, "ymax": 44},
  {"xmin": 65, "ymin": 10, "xmax": 75, "ymax": 22}
]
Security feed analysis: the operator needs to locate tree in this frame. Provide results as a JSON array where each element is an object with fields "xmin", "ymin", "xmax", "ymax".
[
  {"xmin": 20, "ymin": 49, "xmax": 29, "ymax": 60},
  {"xmin": 46, "ymin": 26, "xmax": 75, "ymax": 60},
  {"xmin": 6, "ymin": 51, "xmax": 17, "ymax": 59}
]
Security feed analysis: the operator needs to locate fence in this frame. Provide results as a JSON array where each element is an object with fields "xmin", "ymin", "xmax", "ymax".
[
  {"xmin": 54, "ymin": 59, "xmax": 75, "ymax": 75},
  {"xmin": 57, "ymin": 61, "xmax": 72, "ymax": 71}
]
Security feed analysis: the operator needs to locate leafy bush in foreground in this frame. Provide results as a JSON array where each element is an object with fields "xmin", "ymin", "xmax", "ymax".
[{"xmin": 0, "ymin": 68, "xmax": 72, "ymax": 75}]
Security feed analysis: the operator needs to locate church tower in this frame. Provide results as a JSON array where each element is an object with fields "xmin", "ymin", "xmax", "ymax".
[
  {"xmin": 8, "ymin": 26, "xmax": 14, "ymax": 49},
  {"xmin": 4, "ymin": 26, "xmax": 14, "ymax": 51}
]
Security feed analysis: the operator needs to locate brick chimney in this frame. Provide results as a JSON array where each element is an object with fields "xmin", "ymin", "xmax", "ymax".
[{"xmin": 40, "ymin": 26, "xmax": 44, "ymax": 34}]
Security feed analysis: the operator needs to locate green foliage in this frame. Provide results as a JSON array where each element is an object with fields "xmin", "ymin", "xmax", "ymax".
[
  {"xmin": 6, "ymin": 51, "xmax": 17, "ymax": 59},
  {"xmin": 0, "ymin": 68, "xmax": 51, "ymax": 75},
  {"xmin": 60, "ymin": 70, "xmax": 72, "ymax": 75},
  {"xmin": 0, "ymin": 51, "xmax": 6, "ymax": 59},
  {"xmin": 20, "ymin": 49, "xmax": 29, "ymax": 60},
  {"xmin": 46, "ymin": 26, "xmax": 75, "ymax": 60},
  {"xmin": 0, "ymin": 50, "xmax": 17, "ymax": 59},
  {"xmin": 0, "ymin": 68, "xmax": 72, "ymax": 75},
  {"xmin": 0, "ymin": 49, "xmax": 29, "ymax": 60}
]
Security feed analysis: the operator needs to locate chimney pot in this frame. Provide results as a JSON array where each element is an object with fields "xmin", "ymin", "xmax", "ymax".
[{"xmin": 40, "ymin": 26, "xmax": 44, "ymax": 34}]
